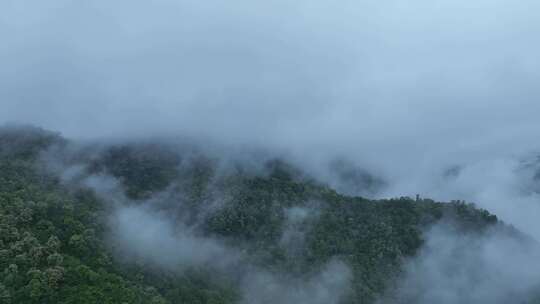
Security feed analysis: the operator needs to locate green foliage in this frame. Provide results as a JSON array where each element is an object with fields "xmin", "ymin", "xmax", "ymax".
[
  {"xmin": 0, "ymin": 128, "xmax": 514, "ymax": 304},
  {"xmin": 0, "ymin": 125, "xmax": 64, "ymax": 161},
  {"xmin": 90, "ymin": 144, "xmax": 180, "ymax": 199},
  {"xmin": 0, "ymin": 130, "xmax": 241, "ymax": 304}
]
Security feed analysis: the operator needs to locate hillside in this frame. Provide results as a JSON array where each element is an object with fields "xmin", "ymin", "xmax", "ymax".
[{"xmin": 0, "ymin": 126, "xmax": 534, "ymax": 304}]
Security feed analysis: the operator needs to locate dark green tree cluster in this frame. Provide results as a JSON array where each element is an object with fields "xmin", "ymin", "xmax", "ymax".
[
  {"xmin": 89, "ymin": 144, "xmax": 181, "ymax": 200},
  {"xmin": 0, "ymin": 127, "xmax": 237, "ymax": 304}
]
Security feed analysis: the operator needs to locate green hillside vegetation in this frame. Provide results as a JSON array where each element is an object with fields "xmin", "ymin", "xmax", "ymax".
[{"xmin": 0, "ymin": 126, "xmax": 521, "ymax": 304}]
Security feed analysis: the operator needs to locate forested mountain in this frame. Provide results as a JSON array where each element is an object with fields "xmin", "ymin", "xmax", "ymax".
[{"xmin": 0, "ymin": 126, "xmax": 536, "ymax": 304}]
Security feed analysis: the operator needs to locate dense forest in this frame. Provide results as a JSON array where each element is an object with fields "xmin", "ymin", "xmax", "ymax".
[{"xmin": 0, "ymin": 126, "xmax": 535, "ymax": 304}]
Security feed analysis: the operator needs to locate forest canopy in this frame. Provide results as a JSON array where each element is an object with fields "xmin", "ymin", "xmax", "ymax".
[{"xmin": 0, "ymin": 126, "xmax": 536, "ymax": 304}]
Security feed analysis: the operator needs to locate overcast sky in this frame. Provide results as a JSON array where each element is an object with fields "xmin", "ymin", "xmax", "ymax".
[{"xmin": 2, "ymin": 0, "xmax": 540, "ymax": 236}]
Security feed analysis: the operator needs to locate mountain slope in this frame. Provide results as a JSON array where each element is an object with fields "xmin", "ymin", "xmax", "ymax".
[{"xmin": 0, "ymin": 126, "xmax": 533, "ymax": 304}]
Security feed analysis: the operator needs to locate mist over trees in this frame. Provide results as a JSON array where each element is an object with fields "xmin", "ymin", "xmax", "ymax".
[
  {"xmin": 2, "ymin": 0, "xmax": 540, "ymax": 303},
  {"xmin": 1, "ymin": 126, "xmax": 539, "ymax": 304}
]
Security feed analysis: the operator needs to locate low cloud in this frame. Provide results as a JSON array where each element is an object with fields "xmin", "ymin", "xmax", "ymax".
[
  {"xmin": 381, "ymin": 222, "xmax": 540, "ymax": 304},
  {"xmin": 241, "ymin": 259, "xmax": 351, "ymax": 304}
]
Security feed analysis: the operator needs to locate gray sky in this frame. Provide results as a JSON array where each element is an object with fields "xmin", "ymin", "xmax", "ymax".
[{"xmin": 2, "ymin": 0, "xmax": 540, "ymax": 235}]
